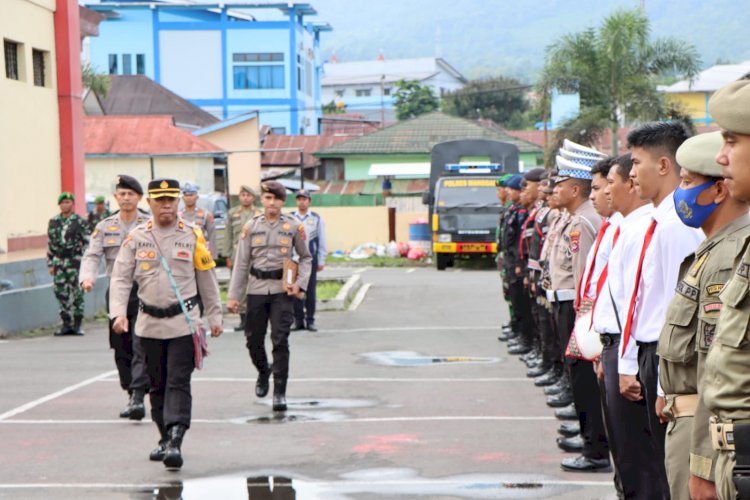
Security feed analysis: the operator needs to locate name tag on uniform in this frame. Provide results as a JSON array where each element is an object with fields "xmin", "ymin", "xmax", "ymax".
[{"xmin": 173, "ymin": 249, "xmax": 191, "ymax": 261}]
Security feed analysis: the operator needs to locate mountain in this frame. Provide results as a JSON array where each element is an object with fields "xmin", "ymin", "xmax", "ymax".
[{"xmin": 309, "ymin": 0, "xmax": 750, "ymax": 82}]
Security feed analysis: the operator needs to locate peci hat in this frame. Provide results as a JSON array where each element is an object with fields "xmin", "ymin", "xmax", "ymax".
[
  {"xmin": 709, "ymin": 80, "xmax": 750, "ymax": 135},
  {"xmin": 261, "ymin": 181, "xmax": 287, "ymax": 201},
  {"xmin": 675, "ymin": 131, "xmax": 724, "ymax": 178},
  {"xmin": 148, "ymin": 178, "xmax": 181, "ymax": 198},
  {"xmin": 115, "ymin": 174, "xmax": 143, "ymax": 195}
]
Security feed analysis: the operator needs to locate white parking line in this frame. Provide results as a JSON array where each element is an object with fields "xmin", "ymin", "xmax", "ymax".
[
  {"xmin": 320, "ymin": 326, "xmax": 498, "ymax": 333},
  {"xmin": 94, "ymin": 377, "xmax": 531, "ymax": 383},
  {"xmin": 0, "ymin": 370, "xmax": 118, "ymax": 421},
  {"xmin": 405, "ymin": 268, "xmax": 416, "ymax": 273},
  {"xmin": 347, "ymin": 283, "xmax": 371, "ymax": 310}
]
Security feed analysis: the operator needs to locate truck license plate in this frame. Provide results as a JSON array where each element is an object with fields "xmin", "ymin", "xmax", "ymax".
[{"xmin": 459, "ymin": 243, "xmax": 490, "ymax": 252}]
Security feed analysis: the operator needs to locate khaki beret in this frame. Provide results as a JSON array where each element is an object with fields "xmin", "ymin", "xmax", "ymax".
[
  {"xmin": 261, "ymin": 181, "xmax": 287, "ymax": 201},
  {"xmin": 676, "ymin": 131, "xmax": 724, "ymax": 178},
  {"xmin": 709, "ymin": 80, "xmax": 750, "ymax": 134},
  {"xmin": 240, "ymin": 185, "xmax": 256, "ymax": 196}
]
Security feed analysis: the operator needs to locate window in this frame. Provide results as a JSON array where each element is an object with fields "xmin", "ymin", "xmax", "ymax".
[
  {"xmin": 232, "ymin": 52, "xmax": 285, "ymax": 90},
  {"xmin": 32, "ymin": 49, "xmax": 46, "ymax": 86},
  {"xmin": 4, "ymin": 40, "xmax": 19, "ymax": 80},
  {"xmin": 297, "ymin": 54, "xmax": 302, "ymax": 92},
  {"xmin": 335, "ymin": 89, "xmax": 345, "ymax": 97},
  {"xmin": 271, "ymin": 127, "xmax": 286, "ymax": 135},
  {"xmin": 136, "ymin": 54, "xmax": 145, "ymax": 75},
  {"xmin": 305, "ymin": 60, "xmax": 312, "ymax": 96},
  {"xmin": 122, "ymin": 54, "xmax": 132, "ymax": 75},
  {"xmin": 108, "ymin": 54, "xmax": 117, "ymax": 74},
  {"xmin": 383, "ymin": 87, "xmax": 391, "ymax": 96},
  {"xmin": 356, "ymin": 89, "xmax": 372, "ymax": 97}
]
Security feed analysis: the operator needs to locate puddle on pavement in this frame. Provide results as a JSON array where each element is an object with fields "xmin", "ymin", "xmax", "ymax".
[
  {"xmin": 361, "ymin": 351, "xmax": 499, "ymax": 366},
  {"xmin": 139, "ymin": 469, "xmax": 585, "ymax": 499},
  {"xmin": 230, "ymin": 397, "xmax": 378, "ymax": 424}
]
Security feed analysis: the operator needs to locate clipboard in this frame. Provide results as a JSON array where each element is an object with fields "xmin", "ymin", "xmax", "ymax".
[{"xmin": 283, "ymin": 258, "xmax": 304, "ymax": 299}]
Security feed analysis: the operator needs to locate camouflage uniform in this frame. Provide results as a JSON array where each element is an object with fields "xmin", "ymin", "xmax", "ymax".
[
  {"xmin": 47, "ymin": 212, "xmax": 89, "ymax": 331},
  {"xmin": 87, "ymin": 208, "xmax": 111, "ymax": 232}
]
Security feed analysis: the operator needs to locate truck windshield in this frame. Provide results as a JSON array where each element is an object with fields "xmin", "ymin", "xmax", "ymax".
[{"xmin": 436, "ymin": 178, "xmax": 499, "ymax": 208}]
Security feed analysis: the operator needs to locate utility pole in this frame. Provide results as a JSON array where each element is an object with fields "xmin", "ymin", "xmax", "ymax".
[{"xmin": 380, "ymin": 74, "xmax": 386, "ymax": 128}]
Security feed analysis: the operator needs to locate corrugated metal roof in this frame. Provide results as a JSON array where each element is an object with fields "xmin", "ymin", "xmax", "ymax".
[
  {"xmin": 84, "ymin": 115, "xmax": 223, "ymax": 155},
  {"xmin": 262, "ymin": 134, "xmax": 353, "ymax": 168},
  {"xmin": 314, "ymin": 112, "xmax": 543, "ymax": 156},
  {"xmin": 322, "ymin": 57, "xmax": 466, "ymax": 86},
  {"xmin": 664, "ymin": 61, "xmax": 750, "ymax": 93}
]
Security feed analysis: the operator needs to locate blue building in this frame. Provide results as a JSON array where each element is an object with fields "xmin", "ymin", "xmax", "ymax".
[{"xmin": 84, "ymin": 1, "xmax": 331, "ymax": 135}]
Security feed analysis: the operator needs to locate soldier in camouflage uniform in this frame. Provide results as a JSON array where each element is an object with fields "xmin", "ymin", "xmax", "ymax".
[
  {"xmin": 87, "ymin": 195, "xmax": 111, "ymax": 231},
  {"xmin": 224, "ymin": 185, "xmax": 261, "ymax": 331},
  {"xmin": 48, "ymin": 192, "xmax": 89, "ymax": 335},
  {"xmin": 496, "ymin": 174, "xmax": 515, "ymax": 341}
]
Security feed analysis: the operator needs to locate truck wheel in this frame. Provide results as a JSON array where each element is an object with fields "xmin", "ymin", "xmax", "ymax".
[{"xmin": 436, "ymin": 253, "xmax": 449, "ymax": 271}]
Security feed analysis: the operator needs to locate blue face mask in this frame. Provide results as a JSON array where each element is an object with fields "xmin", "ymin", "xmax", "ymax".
[{"xmin": 673, "ymin": 181, "xmax": 719, "ymax": 228}]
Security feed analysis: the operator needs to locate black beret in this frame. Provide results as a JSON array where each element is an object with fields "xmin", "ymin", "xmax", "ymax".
[
  {"xmin": 115, "ymin": 174, "xmax": 143, "ymax": 195},
  {"xmin": 523, "ymin": 167, "xmax": 547, "ymax": 182},
  {"xmin": 261, "ymin": 181, "xmax": 287, "ymax": 201},
  {"xmin": 148, "ymin": 178, "xmax": 180, "ymax": 198}
]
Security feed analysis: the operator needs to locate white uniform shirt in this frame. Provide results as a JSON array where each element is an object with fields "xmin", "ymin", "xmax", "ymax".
[
  {"xmin": 618, "ymin": 193, "xmax": 704, "ymax": 375},
  {"xmin": 580, "ymin": 211, "xmax": 623, "ymax": 303}
]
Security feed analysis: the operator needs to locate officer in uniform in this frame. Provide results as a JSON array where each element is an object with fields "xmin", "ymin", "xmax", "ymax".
[
  {"xmin": 502, "ymin": 174, "xmax": 532, "ymax": 355},
  {"xmin": 227, "ymin": 181, "xmax": 312, "ymax": 413},
  {"xmin": 180, "ymin": 182, "xmax": 217, "ymax": 259},
  {"xmin": 80, "ymin": 175, "xmax": 150, "ymax": 420},
  {"xmin": 657, "ymin": 132, "xmax": 750, "ymax": 500},
  {"xmin": 87, "ymin": 195, "xmax": 111, "ymax": 231},
  {"xmin": 110, "ymin": 178, "xmax": 223, "ymax": 470},
  {"xmin": 224, "ymin": 185, "xmax": 262, "ymax": 331},
  {"xmin": 701, "ymin": 80, "xmax": 750, "ymax": 500},
  {"xmin": 548, "ymin": 154, "xmax": 610, "ymax": 473},
  {"xmin": 290, "ymin": 189, "xmax": 327, "ymax": 332},
  {"xmin": 47, "ymin": 192, "xmax": 89, "ymax": 336}
]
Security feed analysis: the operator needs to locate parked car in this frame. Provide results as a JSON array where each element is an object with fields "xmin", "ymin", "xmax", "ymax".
[{"xmin": 178, "ymin": 192, "xmax": 229, "ymax": 256}]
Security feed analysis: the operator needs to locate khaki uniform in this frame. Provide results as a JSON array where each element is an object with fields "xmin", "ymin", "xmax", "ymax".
[
  {"xmin": 703, "ymin": 227, "xmax": 750, "ymax": 500},
  {"xmin": 80, "ymin": 212, "xmax": 148, "ymax": 281},
  {"xmin": 223, "ymin": 206, "xmax": 260, "ymax": 259},
  {"xmin": 110, "ymin": 218, "xmax": 223, "ymax": 337},
  {"xmin": 658, "ymin": 215, "xmax": 750, "ymax": 499},
  {"xmin": 180, "ymin": 207, "xmax": 217, "ymax": 260},
  {"xmin": 549, "ymin": 200, "xmax": 600, "ymax": 296}
]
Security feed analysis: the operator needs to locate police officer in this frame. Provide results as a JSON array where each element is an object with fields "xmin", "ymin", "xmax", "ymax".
[
  {"xmin": 80, "ymin": 175, "xmax": 150, "ymax": 420},
  {"xmin": 657, "ymin": 132, "xmax": 750, "ymax": 500},
  {"xmin": 224, "ymin": 185, "xmax": 262, "ymax": 331},
  {"xmin": 290, "ymin": 189, "xmax": 327, "ymax": 332},
  {"xmin": 48, "ymin": 192, "xmax": 89, "ymax": 336},
  {"xmin": 701, "ymin": 80, "xmax": 750, "ymax": 500},
  {"xmin": 180, "ymin": 182, "xmax": 217, "ymax": 259},
  {"xmin": 87, "ymin": 195, "xmax": 111, "ymax": 231},
  {"xmin": 227, "ymin": 181, "xmax": 312, "ymax": 412},
  {"xmin": 110, "ymin": 178, "xmax": 223, "ymax": 470}
]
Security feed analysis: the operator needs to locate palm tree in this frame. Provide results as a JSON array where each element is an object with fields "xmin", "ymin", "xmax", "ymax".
[{"xmin": 538, "ymin": 8, "xmax": 701, "ymax": 154}]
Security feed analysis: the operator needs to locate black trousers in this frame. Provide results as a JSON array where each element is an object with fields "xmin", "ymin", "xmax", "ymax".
[
  {"xmin": 141, "ymin": 335, "xmax": 195, "ymax": 430},
  {"xmin": 553, "ymin": 300, "xmax": 609, "ymax": 460},
  {"xmin": 246, "ymin": 293, "xmax": 295, "ymax": 394},
  {"xmin": 532, "ymin": 299, "xmax": 557, "ymax": 368},
  {"xmin": 508, "ymin": 275, "xmax": 533, "ymax": 344},
  {"xmin": 637, "ymin": 341, "xmax": 670, "ymax": 497},
  {"xmin": 601, "ymin": 339, "xmax": 668, "ymax": 499},
  {"xmin": 294, "ymin": 258, "xmax": 317, "ymax": 325},
  {"xmin": 106, "ymin": 286, "xmax": 149, "ymax": 393}
]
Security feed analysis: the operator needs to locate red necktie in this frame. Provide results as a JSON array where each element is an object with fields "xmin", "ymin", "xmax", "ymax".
[
  {"xmin": 576, "ymin": 219, "xmax": 609, "ymax": 309},
  {"xmin": 621, "ymin": 219, "xmax": 658, "ymax": 355},
  {"xmin": 594, "ymin": 226, "xmax": 620, "ymax": 300}
]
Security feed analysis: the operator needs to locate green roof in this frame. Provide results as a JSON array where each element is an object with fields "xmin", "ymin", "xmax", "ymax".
[{"xmin": 315, "ymin": 111, "xmax": 543, "ymax": 156}]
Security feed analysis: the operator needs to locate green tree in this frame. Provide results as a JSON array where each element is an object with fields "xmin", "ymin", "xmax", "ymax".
[
  {"xmin": 393, "ymin": 79, "xmax": 439, "ymax": 120},
  {"xmin": 442, "ymin": 76, "xmax": 530, "ymax": 127},
  {"xmin": 322, "ymin": 99, "xmax": 346, "ymax": 114},
  {"xmin": 538, "ymin": 8, "xmax": 701, "ymax": 153},
  {"xmin": 81, "ymin": 62, "xmax": 111, "ymax": 98}
]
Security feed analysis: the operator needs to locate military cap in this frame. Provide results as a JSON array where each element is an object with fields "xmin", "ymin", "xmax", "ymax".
[
  {"xmin": 261, "ymin": 180, "xmax": 287, "ymax": 201},
  {"xmin": 505, "ymin": 174, "xmax": 524, "ymax": 190},
  {"xmin": 523, "ymin": 167, "xmax": 547, "ymax": 182},
  {"xmin": 182, "ymin": 182, "xmax": 199, "ymax": 194},
  {"xmin": 94, "ymin": 195, "xmax": 106, "ymax": 204},
  {"xmin": 554, "ymin": 156, "xmax": 593, "ymax": 183},
  {"xmin": 495, "ymin": 173, "xmax": 513, "ymax": 187},
  {"xmin": 240, "ymin": 185, "xmax": 256, "ymax": 196},
  {"xmin": 115, "ymin": 174, "xmax": 143, "ymax": 195},
  {"xmin": 676, "ymin": 131, "xmax": 724, "ymax": 178},
  {"xmin": 58, "ymin": 192, "xmax": 74, "ymax": 204},
  {"xmin": 709, "ymin": 80, "xmax": 750, "ymax": 134},
  {"xmin": 148, "ymin": 178, "xmax": 180, "ymax": 198},
  {"xmin": 295, "ymin": 189, "xmax": 312, "ymax": 199}
]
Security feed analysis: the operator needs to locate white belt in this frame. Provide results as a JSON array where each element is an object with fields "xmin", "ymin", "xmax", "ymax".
[{"xmin": 546, "ymin": 289, "xmax": 576, "ymax": 303}]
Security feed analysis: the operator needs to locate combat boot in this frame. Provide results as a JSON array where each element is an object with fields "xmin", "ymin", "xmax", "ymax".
[
  {"xmin": 527, "ymin": 363, "xmax": 552, "ymax": 378},
  {"xmin": 163, "ymin": 424, "xmax": 187, "ymax": 469},
  {"xmin": 126, "ymin": 389, "xmax": 146, "ymax": 421},
  {"xmin": 255, "ymin": 366, "xmax": 272, "ymax": 398},
  {"xmin": 507, "ymin": 342, "xmax": 532, "ymax": 355},
  {"xmin": 533, "ymin": 368, "xmax": 560, "ymax": 387},
  {"xmin": 234, "ymin": 313, "xmax": 246, "ymax": 332},
  {"xmin": 150, "ymin": 424, "xmax": 168, "ymax": 461},
  {"xmin": 272, "ymin": 380, "xmax": 287, "ymax": 412},
  {"xmin": 54, "ymin": 319, "xmax": 73, "ymax": 336},
  {"xmin": 72, "ymin": 316, "xmax": 84, "ymax": 335}
]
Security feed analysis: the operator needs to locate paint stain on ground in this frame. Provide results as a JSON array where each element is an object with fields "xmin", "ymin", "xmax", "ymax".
[{"xmin": 352, "ymin": 434, "xmax": 419, "ymax": 454}]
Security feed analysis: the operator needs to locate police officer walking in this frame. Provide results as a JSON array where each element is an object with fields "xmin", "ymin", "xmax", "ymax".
[
  {"xmin": 180, "ymin": 182, "xmax": 217, "ymax": 259},
  {"xmin": 224, "ymin": 185, "xmax": 261, "ymax": 331},
  {"xmin": 48, "ymin": 192, "xmax": 89, "ymax": 336},
  {"xmin": 290, "ymin": 189, "xmax": 327, "ymax": 332},
  {"xmin": 227, "ymin": 181, "xmax": 312, "ymax": 413},
  {"xmin": 80, "ymin": 175, "xmax": 150, "ymax": 420},
  {"xmin": 109, "ymin": 178, "xmax": 223, "ymax": 470}
]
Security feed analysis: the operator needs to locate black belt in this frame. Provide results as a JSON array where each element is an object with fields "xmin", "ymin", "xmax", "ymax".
[
  {"xmin": 250, "ymin": 267, "xmax": 283, "ymax": 280},
  {"xmin": 599, "ymin": 333, "xmax": 620, "ymax": 347},
  {"xmin": 139, "ymin": 295, "xmax": 199, "ymax": 319},
  {"xmin": 636, "ymin": 340, "xmax": 658, "ymax": 348}
]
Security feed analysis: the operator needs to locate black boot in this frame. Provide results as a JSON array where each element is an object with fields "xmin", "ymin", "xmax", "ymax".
[
  {"xmin": 163, "ymin": 424, "xmax": 187, "ymax": 469},
  {"xmin": 126, "ymin": 389, "xmax": 146, "ymax": 421},
  {"xmin": 255, "ymin": 367, "xmax": 271, "ymax": 398},
  {"xmin": 234, "ymin": 313, "xmax": 246, "ymax": 332},
  {"xmin": 272, "ymin": 380, "xmax": 287, "ymax": 412},
  {"xmin": 72, "ymin": 316, "xmax": 84, "ymax": 335},
  {"xmin": 54, "ymin": 318, "xmax": 73, "ymax": 336},
  {"xmin": 150, "ymin": 424, "xmax": 168, "ymax": 461}
]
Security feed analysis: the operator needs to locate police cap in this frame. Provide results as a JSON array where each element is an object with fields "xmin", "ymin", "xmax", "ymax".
[
  {"xmin": 295, "ymin": 189, "xmax": 312, "ymax": 199},
  {"xmin": 182, "ymin": 182, "xmax": 199, "ymax": 194},
  {"xmin": 148, "ymin": 178, "xmax": 181, "ymax": 198}
]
